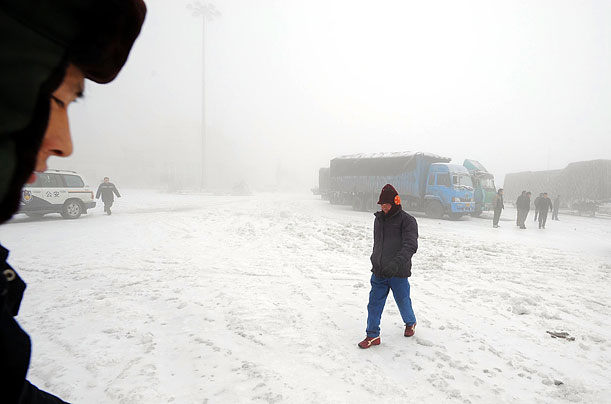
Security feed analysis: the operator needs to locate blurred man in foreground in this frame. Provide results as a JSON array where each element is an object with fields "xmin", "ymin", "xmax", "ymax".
[{"xmin": 0, "ymin": 1, "xmax": 146, "ymax": 402}]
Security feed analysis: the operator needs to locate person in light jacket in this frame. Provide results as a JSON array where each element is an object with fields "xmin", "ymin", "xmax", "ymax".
[{"xmin": 492, "ymin": 188, "xmax": 504, "ymax": 228}]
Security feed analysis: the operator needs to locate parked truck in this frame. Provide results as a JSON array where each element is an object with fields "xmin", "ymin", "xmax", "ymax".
[
  {"xmin": 318, "ymin": 167, "xmax": 330, "ymax": 200},
  {"xmin": 326, "ymin": 152, "xmax": 474, "ymax": 219},
  {"xmin": 463, "ymin": 159, "xmax": 497, "ymax": 217}
]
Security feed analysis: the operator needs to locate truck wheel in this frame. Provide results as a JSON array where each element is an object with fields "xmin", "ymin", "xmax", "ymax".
[
  {"xmin": 352, "ymin": 195, "xmax": 363, "ymax": 211},
  {"xmin": 61, "ymin": 200, "xmax": 83, "ymax": 219},
  {"xmin": 425, "ymin": 201, "xmax": 444, "ymax": 219},
  {"xmin": 449, "ymin": 212, "xmax": 463, "ymax": 221},
  {"xmin": 470, "ymin": 209, "xmax": 482, "ymax": 218}
]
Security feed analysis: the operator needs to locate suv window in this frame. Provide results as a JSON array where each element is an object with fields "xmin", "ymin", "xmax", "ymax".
[
  {"xmin": 37, "ymin": 173, "xmax": 62, "ymax": 187},
  {"xmin": 29, "ymin": 175, "xmax": 43, "ymax": 188},
  {"xmin": 63, "ymin": 174, "xmax": 84, "ymax": 188}
]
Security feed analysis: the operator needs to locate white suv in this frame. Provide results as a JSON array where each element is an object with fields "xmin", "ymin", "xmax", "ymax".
[{"xmin": 19, "ymin": 169, "xmax": 96, "ymax": 219}]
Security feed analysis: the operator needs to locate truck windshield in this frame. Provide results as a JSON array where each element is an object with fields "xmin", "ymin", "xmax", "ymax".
[
  {"xmin": 479, "ymin": 177, "xmax": 495, "ymax": 189},
  {"xmin": 452, "ymin": 174, "xmax": 473, "ymax": 190}
]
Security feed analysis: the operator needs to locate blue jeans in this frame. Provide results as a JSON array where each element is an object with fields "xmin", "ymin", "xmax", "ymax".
[{"xmin": 366, "ymin": 274, "xmax": 416, "ymax": 338}]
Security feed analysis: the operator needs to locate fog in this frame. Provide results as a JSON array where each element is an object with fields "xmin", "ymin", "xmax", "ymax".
[{"xmin": 51, "ymin": 0, "xmax": 611, "ymax": 191}]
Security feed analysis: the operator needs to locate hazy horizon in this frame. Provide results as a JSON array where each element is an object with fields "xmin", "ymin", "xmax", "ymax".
[{"xmin": 49, "ymin": 0, "xmax": 611, "ymax": 191}]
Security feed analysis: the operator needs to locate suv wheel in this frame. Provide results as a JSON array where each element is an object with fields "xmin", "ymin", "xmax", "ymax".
[{"xmin": 61, "ymin": 200, "xmax": 83, "ymax": 219}]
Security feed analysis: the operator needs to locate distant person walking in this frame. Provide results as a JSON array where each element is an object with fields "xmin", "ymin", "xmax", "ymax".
[
  {"xmin": 358, "ymin": 184, "xmax": 418, "ymax": 349},
  {"xmin": 96, "ymin": 177, "xmax": 121, "ymax": 215},
  {"xmin": 492, "ymin": 188, "xmax": 504, "ymax": 228},
  {"xmin": 538, "ymin": 193, "xmax": 553, "ymax": 229},
  {"xmin": 516, "ymin": 191, "xmax": 526, "ymax": 226},
  {"xmin": 533, "ymin": 193, "xmax": 543, "ymax": 221},
  {"xmin": 552, "ymin": 195, "xmax": 561, "ymax": 220},
  {"xmin": 516, "ymin": 191, "xmax": 531, "ymax": 229}
]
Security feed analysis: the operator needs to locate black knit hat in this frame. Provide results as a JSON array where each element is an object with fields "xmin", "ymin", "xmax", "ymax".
[{"xmin": 377, "ymin": 184, "xmax": 400, "ymax": 205}]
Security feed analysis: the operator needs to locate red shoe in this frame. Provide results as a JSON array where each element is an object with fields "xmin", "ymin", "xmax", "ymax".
[
  {"xmin": 358, "ymin": 336, "xmax": 380, "ymax": 349},
  {"xmin": 404, "ymin": 323, "xmax": 416, "ymax": 337}
]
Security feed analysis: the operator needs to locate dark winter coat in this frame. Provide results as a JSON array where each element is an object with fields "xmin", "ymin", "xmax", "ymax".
[
  {"xmin": 534, "ymin": 196, "xmax": 542, "ymax": 210},
  {"xmin": 538, "ymin": 197, "xmax": 553, "ymax": 214},
  {"xmin": 516, "ymin": 195, "xmax": 531, "ymax": 211},
  {"xmin": 370, "ymin": 206, "xmax": 418, "ymax": 278},
  {"xmin": 1, "ymin": 245, "xmax": 68, "ymax": 403},
  {"xmin": 96, "ymin": 183, "xmax": 121, "ymax": 202},
  {"xmin": 493, "ymin": 194, "xmax": 504, "ymax": 211}
]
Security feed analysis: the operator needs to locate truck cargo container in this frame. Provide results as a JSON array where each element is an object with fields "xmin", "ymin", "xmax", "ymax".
[
  {"xmin": 318, "ymin": 167, "xmax": 330, "ymax": 200},
  {"xmin": 327, "ymin": 152, "xmax": 474, "ymax": 219},
  {"xmin": 503, "ymin": 159, "xmax": 611, "ymax": 208}
]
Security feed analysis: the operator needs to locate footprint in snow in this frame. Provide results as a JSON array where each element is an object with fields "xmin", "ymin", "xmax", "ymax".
[{"xmin": 415, "ymin": 337, "xmax": 434, "ymax": 347}]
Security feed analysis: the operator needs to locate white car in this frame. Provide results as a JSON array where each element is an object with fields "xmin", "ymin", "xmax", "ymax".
[{"xmin": 19, "ymin": 170, "xmax": 96, "ymax": 219}]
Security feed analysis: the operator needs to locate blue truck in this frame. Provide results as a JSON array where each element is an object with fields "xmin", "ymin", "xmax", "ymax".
[
  {"xmin": 463, "ymin": 159, "xmax": 497, "ymax": 217},
  {"xmin": 326, "ymin": 152, "xmax": 475, "ymax": 219}
]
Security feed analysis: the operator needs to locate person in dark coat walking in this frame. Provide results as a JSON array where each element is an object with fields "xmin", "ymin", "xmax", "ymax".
[
  {"xmin": 533, "ymin": 193, "xmax": 543, "ymax": 221},
  {"xmin": 492, "ymin": 188, "xmax": 504, "ymax": 228},
  {"xmin": 96, "ymin": 177, "xmax": 121, "ymax": 215},
  {"xmin": 552, "ymin": 195, "xmax": 561, "ymax": 220},
  {"xmin": 516, "ymin": 191, "xmax": 525, "ymax": 225},
  {"xmin": 358, "ymin": 184, "xmax": 419, "ymax": 349},
  {"xmin": 0, "ymin": 2, "xmax": 146, "ymax": 403},
  {"xmin": 516, "ymin": 191, "xmax": 531, "ymax": 229},
  {"xmin": 538, "ymin": 193, "xmax": 553, "ymax": 229}
]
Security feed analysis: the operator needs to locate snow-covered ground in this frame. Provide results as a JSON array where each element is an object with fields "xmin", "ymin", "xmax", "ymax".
[{"xmin": 2, "ymin": 190, "xmax": 610, "ymax": 404}]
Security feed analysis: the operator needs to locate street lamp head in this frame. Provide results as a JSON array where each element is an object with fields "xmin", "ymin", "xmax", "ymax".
[{"xmin": 187, "ymin": 1, "xmax": 221, "ymax": 20}]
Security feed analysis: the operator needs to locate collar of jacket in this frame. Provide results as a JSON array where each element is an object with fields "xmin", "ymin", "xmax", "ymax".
[
  {"xmin": 0, "ymin": 244, "xmax": 8, "ymax": 262},
  {"xmin": 374, "ymin": 205, "xmax": 403, "ymax": 220},
  {"xmin": 1, "ymin": 243, "xmax": 26, "ymax": 316}
]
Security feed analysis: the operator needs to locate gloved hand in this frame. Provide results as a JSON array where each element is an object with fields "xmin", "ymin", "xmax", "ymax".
[{"xmin": 381, "ymin": 260, "xmax": 400, "ymax": 278}]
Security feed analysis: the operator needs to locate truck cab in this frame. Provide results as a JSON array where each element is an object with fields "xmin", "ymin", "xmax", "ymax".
[
  {"xmin": 424, "ymin": 163, "xmax": 474, "ymax": 219},
  {"xmin": 463, "ymin": 159, "xmax": 497, "ymax": 217}
]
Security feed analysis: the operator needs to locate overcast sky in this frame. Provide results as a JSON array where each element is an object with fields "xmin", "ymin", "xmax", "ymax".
[{"xmin": 56, "ymin": 0, "xmax": 611, "ymax": 190}]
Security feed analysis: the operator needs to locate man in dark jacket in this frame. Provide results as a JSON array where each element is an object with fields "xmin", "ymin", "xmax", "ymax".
[
  {"xmin": 538, "ymin": 193, "xmax": 553, "ymax": 229},
  {"xmin": 0, "ymin": 1, "xmax": 146, "ymax": 402},
  {"xmin": 552, "ymin": 195, "xmax": 561, "ymax": 220},
  {"xmin": 492, "ymin": 188, "xmax": 504, "ymax": 228},
  {"xmin": 516, "ymin": 191, "xmax": 531, "ymax": 229},
  {"xmin": 515, "ymin": 191, "xmax": 526, "ymax": 226},
  {"xmin": 96, "ymin": 177, "xmax": 121, "ymax": 215},
  {"xmin": 358, "ymin": 184, "xmax": 419, "ymax": 349},
  {"xmin": 533, "ymin": 193, "xmax": 543, "ymax": 221}
]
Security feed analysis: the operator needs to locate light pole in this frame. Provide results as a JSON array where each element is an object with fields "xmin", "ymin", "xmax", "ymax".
[{"xmin": 187, "ymin": 1, "xmax": 220, "ymax": 191}]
